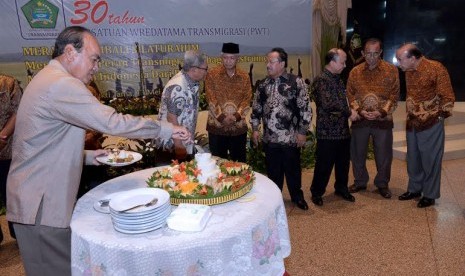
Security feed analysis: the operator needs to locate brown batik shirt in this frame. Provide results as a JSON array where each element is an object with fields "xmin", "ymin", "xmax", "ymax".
[
  {"xmin": 347, "ymin": 60, "xmax": 400, "ymax": 129},
  {"xmin": 404, "ymin": 57, "xmax": 455, "ymax": 132},
  {"xmin": 205, "ymin": 65, "xmax": 252, "ymax": 136},
  {"xmin": 0, "ymin": 75, "xmax": 22, "ymax": 160}
]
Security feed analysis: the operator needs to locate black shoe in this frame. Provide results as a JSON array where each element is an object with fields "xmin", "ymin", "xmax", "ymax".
[
  {"xmin": 311, "ymin": 196, "xmax": 323, "ymax": 206},
  {"xmin": 348, "ymin": 184, "xmax": 366, "ymax": 193},
  {"xmin": 378, "ymin": 187, "xmax": 392, "ymax": 199},
  {"xmin": 8, "ymin": 221, "xmax": 16, "ymax": 240},
  {"xmin": 417, "ymin": 197, "xmax": 435, "ymax": 208},
  {"xmin": 398, "ymin": 191, "xmax": 421, "ymax": 201},
  {"xmin": 294, "ymin": 199, "xmax": 309, "ymax": 210},
  {"xmin": 335, "ymin": 191, "xmax": 356, "ymax": 202}
]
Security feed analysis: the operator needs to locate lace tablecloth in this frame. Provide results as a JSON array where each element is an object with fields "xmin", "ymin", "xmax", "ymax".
[{"xmin": 71, "ymin": 168, "xmax": 291, "ymax": 276}]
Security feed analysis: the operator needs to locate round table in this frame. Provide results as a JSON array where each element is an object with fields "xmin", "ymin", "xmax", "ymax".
[{"xmin": 71, "ymin": 168, "xmax": 291, "ymax": 275}]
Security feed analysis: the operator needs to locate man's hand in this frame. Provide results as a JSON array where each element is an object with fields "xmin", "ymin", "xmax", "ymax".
[
  {"xmin": 224, "ymin": 115, "xmax": 236, "ymax": 126},
  {"xmin": 172, "ymin": 125, "xmax": 191, "ymax": 141},
  {"xmin": 369, "ymin": 110, "xmax": 381, "ymax": 119},
  {"xmin": 296, "ymin": 133, "xmax": 306, "ymax": 147},
  {"xmin": 89, "ymin": 149, "xmax": 108, "ymax": 165},
  {"xmin": 0, "ymin": 135, "xmax": 7, "ymax": 151},
  {"xmin": 350, "ymin": 109, "xmax": 360, "ymax": 121},
  {"xmin": 252, "ymin": 131, "xmax": 260, "ymax": 146},
  {"xmin": 360, "ymin": 110, "xmax": 380, "ymax": 120}
]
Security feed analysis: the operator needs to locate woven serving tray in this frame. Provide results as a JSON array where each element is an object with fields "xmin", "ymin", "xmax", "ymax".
[{"xmin": 169, "ymin": 180, "xmax": 254, "ymax": 206}]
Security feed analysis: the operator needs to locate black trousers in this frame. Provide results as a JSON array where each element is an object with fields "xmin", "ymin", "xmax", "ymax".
[
  {"xmin": 208, "ymin": 132, "xmax": 247, "ymax": 162},
  {"xmin": 0, "ymin": 159, "xmax": 15, "ymax": 239},
  {"xmin": 263, "ymin": 144, "xmax": 304, "ymax": 202},
  {"xmin": 311, "ymin": 138, "xmax": 351, "ymax": 197},
  {"xmin": 0, "ymin": 159, "xmax": 10, "ymax": 207},
  {"xmin": 77, "ymin": 165, "xmax": 110, "ymax": 199}
]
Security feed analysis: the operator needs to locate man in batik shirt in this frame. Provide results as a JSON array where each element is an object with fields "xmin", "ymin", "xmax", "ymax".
[
  {"xmin": 251, "ymin": 47, "xmax": 312, "ymax": 210},
  {"xmin": 310, "ymin": 49, "xmax": 357, "ymax": 207},
  {"xmin": 0, "ymin": 74, "xmax": 22, "ymax": 243},
  {"xmin": 158, "ymin": 50, "xmax": 208, "ymax": 161},
  {"xmin": 396, "ymin": 43, "xmax": 455, "ymax": 208},
  {"xmin": 205, "ymin": 42, "xmax": 251, "ymax": 162},
  {"xmin": 347, "ymin": 38, "xmax": 399, "ymax": 199}
]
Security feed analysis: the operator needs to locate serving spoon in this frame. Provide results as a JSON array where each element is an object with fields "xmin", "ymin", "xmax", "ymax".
[{"xmin": 118, "ymin": 197, "xmax": 158, "ymax": 213}]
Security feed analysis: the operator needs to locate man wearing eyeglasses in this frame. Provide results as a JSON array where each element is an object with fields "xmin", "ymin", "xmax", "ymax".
[
  {"xmin": 251, "ymin": 47, "xmax": 312, "ymax": 210},
  {"xmin": 7, "ymin": 26, "xmax": 191, "ymax": 275},
  {"xmin": 346, "ymin": 38, "xmax": 400, "ymax": 199},
  {"xmin": 205, "ymin": 43, "xmax": 252, "ymax": 162},
  {"xmin": 157, "ymin": 50, "xmax": 208, "ymax": 161}
]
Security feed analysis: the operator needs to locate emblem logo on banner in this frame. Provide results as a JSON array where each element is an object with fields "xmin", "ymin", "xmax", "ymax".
[
  {"xmin": 15, "ymin": 0, "xmax": 64, "ymax": 39},
  {"xmin": 21, "ymin": 0, "xmax": 58, "ymax": 28}
]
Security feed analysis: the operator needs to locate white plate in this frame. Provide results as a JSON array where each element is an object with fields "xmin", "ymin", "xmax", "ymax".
[
  {"xmin": 110, "ymin": 203, "xmax": 171, "ymax": 220},
  {"xmin": 93, "ymin": 192, "xmax": 120, "ymax": 214},
  {"xmin": 96, "ymin": 151, "xmax": 143, "ymax": 167},
  {"xmin": 109, "ymin": 200, "xmax": 171, "ymax": 217},
  {"xmin": 109, "ymin": 188, "xmax": 170, "ymax": 213},
  {"xmin": 113, "ymin": 222, "xmax": 165, "ymax": 234},
  {"xmin": 113, "ymin": 214, "xmax": 170, "ymax": 230},
  {"xmin": 111, "ymin": 206, "xmax": 171, "ymax": 224}
]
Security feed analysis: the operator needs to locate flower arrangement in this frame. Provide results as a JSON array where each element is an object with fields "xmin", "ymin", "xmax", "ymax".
[
  {"xmin": 146, "ymin": 159, "xmax": 254, "ymax": 199},
  {"xmin": 106, "ymin": 96, "xmax": 161, "ymax": 115}
]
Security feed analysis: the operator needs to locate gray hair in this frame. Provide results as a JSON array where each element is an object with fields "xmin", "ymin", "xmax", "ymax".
[
  {"xmin": 325, "ymin": 48, "xmax": 343, "ymax": 65},
  {"xmin": 182, "ymin": 50, "xmax": 207, "ymax": 71}
]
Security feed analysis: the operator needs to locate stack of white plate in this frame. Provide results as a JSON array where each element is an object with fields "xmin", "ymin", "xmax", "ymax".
[{"xmin": 108, "ymin": 188, "xmax": 171, "ymax": 234}]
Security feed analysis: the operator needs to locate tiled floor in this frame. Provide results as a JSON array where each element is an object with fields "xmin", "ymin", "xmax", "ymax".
[
  {"xmin": 283, "ymin": 158, "xmax": 465, "ymax": 276},
  {"xmin": 1, "ymin": 158, "xmax": 465, "ymax": 275}
]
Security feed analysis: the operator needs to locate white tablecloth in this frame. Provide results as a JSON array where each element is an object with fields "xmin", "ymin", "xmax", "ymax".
[{"xmin": 71, "ymin": 168, "xmax": 291, "ymax": 276}]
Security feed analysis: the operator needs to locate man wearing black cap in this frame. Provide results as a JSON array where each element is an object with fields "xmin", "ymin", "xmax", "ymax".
[{"xmin": 205, "ymin": 42, "xmax": 252, "ymax": 162}]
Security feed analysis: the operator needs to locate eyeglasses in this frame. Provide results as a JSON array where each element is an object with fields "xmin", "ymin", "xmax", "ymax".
[
  {"xmin": 363, "ymin": 52, "xmax": 381, "ymax": 58},
  {"xmin": 266, "ymin": 59, "xmax": 281, "ymax": 64},
  {"xmin": 193, "ymin": 66, "xmax": 208, "ymax": 71}
]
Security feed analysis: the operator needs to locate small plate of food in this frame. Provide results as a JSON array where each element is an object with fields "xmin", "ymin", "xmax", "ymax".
[{"xmin": 97, "ymin": 149, "xmax": 143, "ymax": 167}]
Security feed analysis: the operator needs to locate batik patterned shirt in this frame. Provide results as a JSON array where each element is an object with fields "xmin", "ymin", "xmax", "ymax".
[
  {"xmin": 205, "ymin": 65, "xmax": 252, "ymax": 136},
  {"xmin": 158, "ymin": 70, "xmax": 199, "ymax": 149},
  {"xmin": 347, "ymin": 60, "xmax": 399, "ymax": 129},
  {"xmin": 312, "ymin": 69, "xmax": 351, "ymax": 140},
  {"xmin": 404, "ymin": 57, "xmax": 455, "ymax": 131},
  {"xmin": 251, "ymin": 72, "xmax": 311, "ymax": 147},
  {"xmin": 0, "ymin": 75, "xmax": 22, "ymax": 160}
]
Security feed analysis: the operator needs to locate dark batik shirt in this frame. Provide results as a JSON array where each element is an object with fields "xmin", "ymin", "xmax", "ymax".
[
  {"xmin": 251, "ymin": 72, "xmax": 311, "ymax": 147},
  {"xmin": 312, "ymin": 69, "xmax": 351, "ymax": 140}
]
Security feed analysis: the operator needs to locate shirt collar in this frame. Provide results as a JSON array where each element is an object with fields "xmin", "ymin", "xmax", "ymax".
[
  {"xmin": 414, "ymin": 57, "xmax": 426, "ymax": 71},
  {"xmin": 269, "ymin": 70, "xmax": 289, "ymax": 82},
  {"xmin": 362, "ymin": 60, "xmax": 382, "ymax": 71},
  {"xmin": 322, "ymin": 68, "xmax": 340, "ymax": 79},
  {"xmin": 181, "ymin": 70, "xmax": 199, "ymax": 89},
  {"xmin": 219, "ymin": 66, "xmax": 228, "ymax": 75}
]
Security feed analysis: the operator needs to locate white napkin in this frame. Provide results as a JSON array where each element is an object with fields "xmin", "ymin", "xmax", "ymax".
[{"xmin": 166, "ymin": 203, "xmax": 212, "ymax": 232}]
